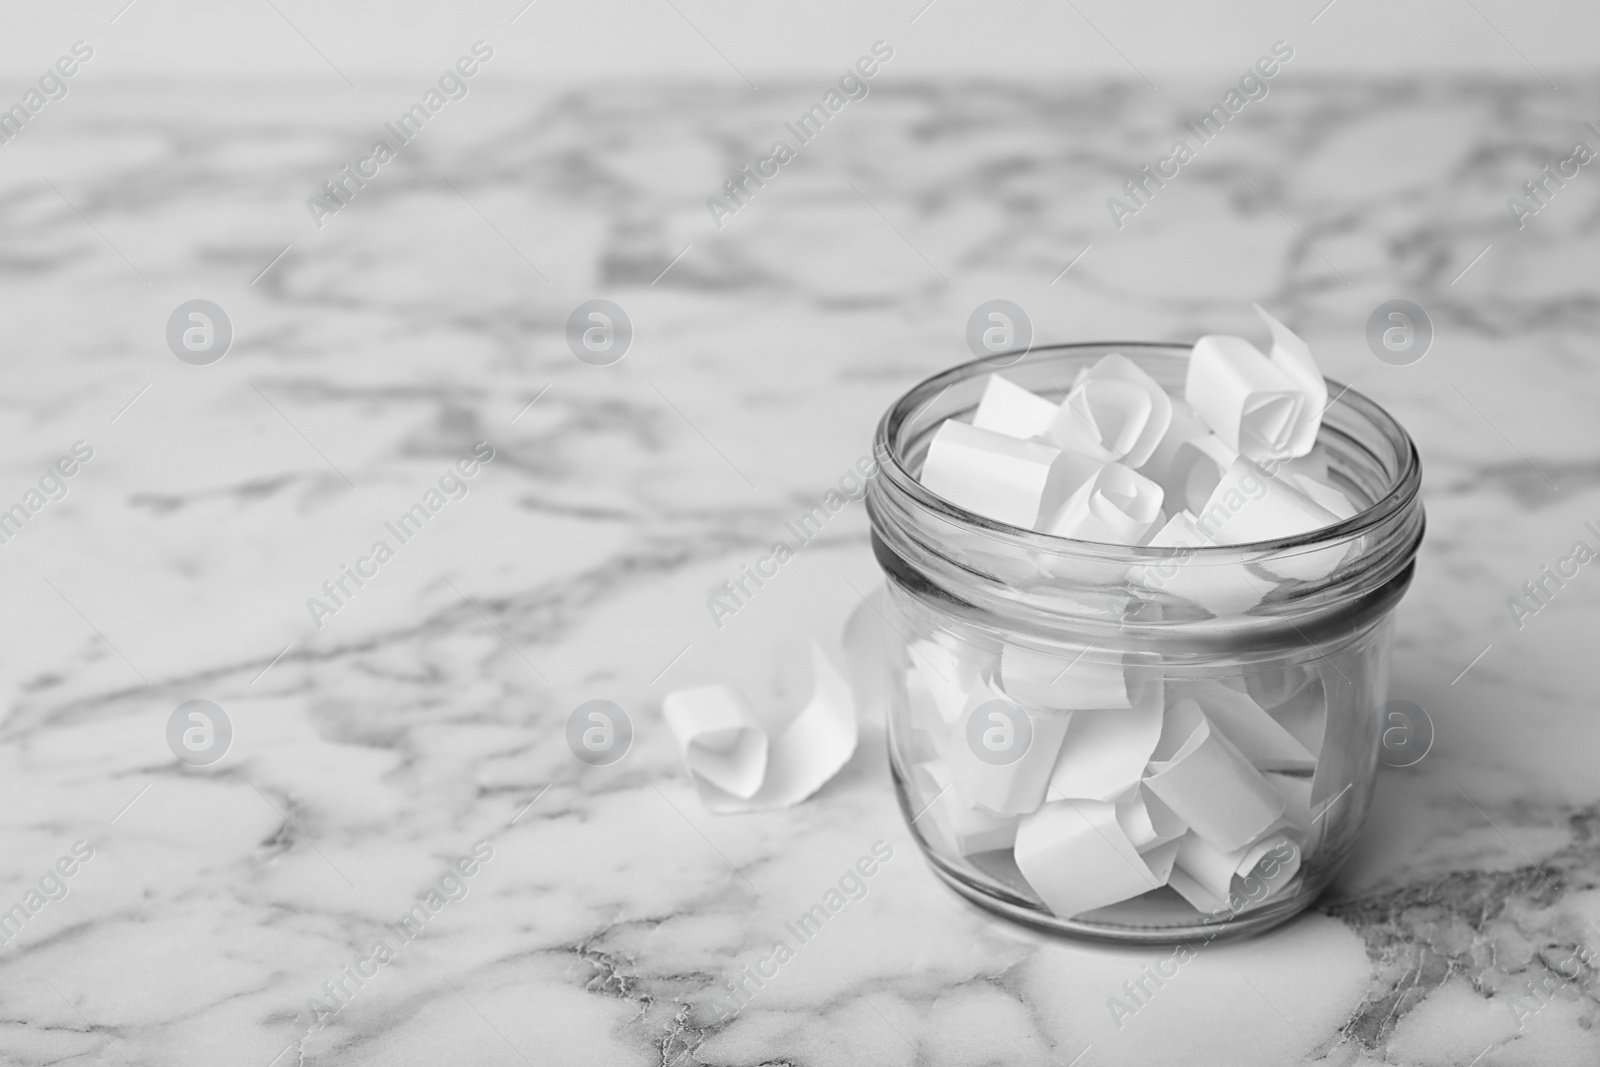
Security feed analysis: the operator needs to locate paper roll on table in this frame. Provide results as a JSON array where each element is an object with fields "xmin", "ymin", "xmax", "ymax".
[{"xmin": 662, "ymin": 643, "xmax": 858, "ymax": 813}]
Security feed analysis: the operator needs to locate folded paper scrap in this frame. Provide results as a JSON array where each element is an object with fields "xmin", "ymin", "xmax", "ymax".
[
  {"xmin": 661, "ymin": 643, "xmax": 857, "ymax": 813},
  {"xmin": 916, "ymin": 305, "xmax": 1359, "ymax": 609},
  {"xmin": 902, "ymin": 634, "xmax": 1334, "ymax": 920}
]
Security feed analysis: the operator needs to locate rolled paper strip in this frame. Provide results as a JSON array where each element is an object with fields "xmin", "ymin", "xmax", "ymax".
[
  {"xmin": 1170, "ymin": 681, "xmax": 1317, "ymax": 772},
  {"xmin": 1036, "ymin": 450, "xmax": 1104, "ymax": 522},
  {"xmin": 1253, "ymin": 304, "xmax": 1327, "ymax": 458},
  {"xmin": 1143, "ymin": 699, "xmax": 1287, "ymax": 852},
  {"xmin": 1195, "ymin": 461, "xmax": 1352, "ymax": 582},
  {"xmin": 1114, "ymin": 784, "xmax": 1187, "ymax": 851},
  {"xmin": 1046, "ymin": 680, "xmax": 1165, "ymax": 802},
  {"xmin": 920, "ymin": 420, "xmax": 1060, "ymax": 528},
  {"xmin": 913, "ymin": 760, "xmax": 1020, "ymax": 855},
  {"xmin": 1185, "ymin": 334, "xmax": 1306, "ymax": 461},
  {"xmin": 1193, "ymin": 457, "xmax": 1339, "ymax": 545},
  {"xmin": 1000, "ymin": 642, "xmax": 1155, "ymax": 711},
  {"xmin": 947, "ymin": 682, "xmax": 1072, "ymax": 816},
  {"xmin": 663, "ymin": 643, "xmax": 858, "ymax": 813},
  {"xmin": 1142, "ymin": 402, "xmax": 1239, "ymax": 515},
  {"xmin": 1040, "ymin": 461, "xmax": 1165, "ymax": 544},
  {"xmin": 1015, "ymin": 799, "xmax": 1179, "ymax": 917},
  {"xmin": 1167, "ymin": 867, "xmax": 1229, "ymax": 914},
  {"xmin": 972, "ymin": 374, "xmax": 1059, "ymax": 440},
  {"xmin": 1288, "ymin": 471, "xmax": 1357, "ymax": 520},
  {"xmin": 1170, "ymin": 829, "xmax": 1304, "ymax": 913},
  {"xmin": 661, "ymin": 685, "xmax": 769, "ymax": 798},
  {"xmin": 1047, "ymin": 353, "xmax": 1174, "ymax": 468},
  {"xmin": 1127, "ymin": 511, "xmax": 1274, "ymax": 616}
]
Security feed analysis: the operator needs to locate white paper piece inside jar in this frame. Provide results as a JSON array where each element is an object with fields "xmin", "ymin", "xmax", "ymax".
[
  {"xmin": 1047, "ymin": 353, "xmax": 1174, "ymax": 467},
  {"xmin": 1127, "ymin": 510, "xmax": 1274, "ymax": 616},
  {"xmin": 1170, "ymin": 830, "xmax": 1303, "ymax": 913},
  {"xmin": 920, "ymin": 419, "xmax": 1060, "ymax": 528},
  {"xmin": 947, "ymin": 679, "xmax": 1072, "ymax": 816},
  {"xmin": 1000, "ymin": 642, "xmax": 1154, "ymax": 712},
  {"xmin": 971, "ymin": 374, "xmax": 1059, "ymax": 440},
  {"xmin": 1289, "ymin": 471, "xmax": 1358, "ymax": 520},
  {"xmin": 1171, "ymin": 679, "xmax": 1316, "ymax": 772},
  {"xmin": 912, "ymin": 760, "xmax": 1019, "ymax": 855},
  {"xmin": 1014, "ymin": 799, "xmax": 1179, "ymax": 918},
  {"xmin": 1194, "ymin": 458, "xmax": 1337, "ymax": 545},
  {"xmin": 1263, "ymin": 772, "xmax": 1320, "ymax": 854},
  {"xmin": 1040, "ymin": 461, "xmax": 1165, "ymax": 544},
  {"xmin": 1046, "ymin": 676, "xmax": 1164, "ymax": 802},
  {"xmin": 1143, "ymin": 698, "xmax": 1286, "ymax": 851},
  {"xmin": 1114, "ymin": 785, "xmax": 1187, "ymax": 850},
  {"xmin": 1142, "ymin": 402, "xmax": 1238, "ymax": 516},
  {"xmin": 1253, "ymin": 303, "xmax": 1327, "ymax": 456},
  {"xmin": 661, "ymin": 642, "xmax": 857, "ymax": 813}
]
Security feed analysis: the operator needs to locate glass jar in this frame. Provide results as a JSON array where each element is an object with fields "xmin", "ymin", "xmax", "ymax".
[{"xmin": 866, "ymin": 343, "xmax": 1424, "ymax": 942}]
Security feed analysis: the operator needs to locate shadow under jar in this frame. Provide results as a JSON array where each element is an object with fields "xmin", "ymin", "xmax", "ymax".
[{"xmin": 866, "ymin": 343, "xmax": 1424, "ymax": 943}]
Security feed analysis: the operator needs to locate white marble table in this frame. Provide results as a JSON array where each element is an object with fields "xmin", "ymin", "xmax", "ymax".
[{"xmin": 1, "ymin": 74, "xmax": 1598, "ymax": 1066}]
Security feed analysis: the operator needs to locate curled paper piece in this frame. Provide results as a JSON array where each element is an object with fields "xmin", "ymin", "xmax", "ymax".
[
  {"xmin": 1046, "ymin": 679, "xmax": 1165, "ymax": 802},
  {"xmin": 972, "ymin": 374, "xmax": 1059, "ymax": 440},
  {"xmin": 1114, "ymin": 785, "xmax": 1187, "ymax": 851},
  {"xmin": 920, "ymin": 420, "xmax": 1059, "ymax": 528},
  {"xmin": 1253, "ymin": 303, "xmax": 1327, "ymax": 454},
  {"xmin": 1048, "ymin": 353, "xmax": 1174, "ymax": 468},
  {"xmin": 1015, "ymin": 799, "xmax": 1180, "ymax": 918},
  {"xmin": 1143, "ymin": 698, "xmax": 1286, "ymax": 852},
  {"xmin": 1195, "ymin": 458, "xmax": 1338, "ymax": 544},
  {"xmin": 1142, "ymin": 402, "xmax": 1238, "ymax": 516},
  {"xmin": 1185, "ymin": 306, "xmax": 1326, "ymax": 462},
  {"xmin": 1169, "ymin": 829, "xmax": 1303, "ymax": 913},
  {"xmin": 913, "ymin": 760, "xmax": 1019, "ymax": 855},
  {"xmin": 661, "ymin": 686, "xmax": 768, "ymax": 798},
  {"xmin": 1193, "ymin": 459, "xmax": 1350, "ymax": 582},
  {"xmin": 1127, "ymin": 511, "xmax": 1274, "ymax": 616},
  {"xmin": 661, "ymin": 643, "xmax": 857, "ymax": 813},
  {"xmin": 1289, "ymin": 472, "xmax": 1357, "ymax": 520},
  {"xmin": 1040, "ymin": 461, "xmax": 1165, "ymax": 544},
  {"xmin": 948, "ymin": 679, "xmax": 1072, "ymax": 816},
  {"xmin": 1171, "ymin": 683, "xmax": 1317, "ymax": 772},
  {"xmin": 1001, "ymin": 642, "xmax": 1159, "ymax": 713}
]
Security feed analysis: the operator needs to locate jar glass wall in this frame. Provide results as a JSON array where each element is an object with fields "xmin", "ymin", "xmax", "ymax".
[{"xmin": 866, "ymin": 344, "xmax": 1424, "ymax": 942}]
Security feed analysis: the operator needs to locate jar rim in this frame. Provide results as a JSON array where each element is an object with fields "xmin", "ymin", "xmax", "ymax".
[{"xmin": 872, "ymin": 340, "xmax": 1422, "ymax": 563}]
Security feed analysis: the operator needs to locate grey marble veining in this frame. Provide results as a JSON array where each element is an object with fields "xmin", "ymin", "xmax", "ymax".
[{"xmin": 0, "ymin": 73, "xmax": 1597, "ymax": 1065}]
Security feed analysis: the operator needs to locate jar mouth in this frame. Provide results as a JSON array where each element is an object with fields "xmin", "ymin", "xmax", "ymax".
[{"xmin": 871, "ymin": 341, "xmax": 1422, "ymax": 563}]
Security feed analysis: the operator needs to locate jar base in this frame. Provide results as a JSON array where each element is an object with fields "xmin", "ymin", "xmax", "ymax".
[{"xmin": 918, "ymin": 841, "xmax": 1318, "ymax": 945}]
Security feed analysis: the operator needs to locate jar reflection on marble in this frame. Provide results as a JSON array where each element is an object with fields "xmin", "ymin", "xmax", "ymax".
[{"xmin": 865, "ymin": 344, "xmax": 1424, "ymax": 942}]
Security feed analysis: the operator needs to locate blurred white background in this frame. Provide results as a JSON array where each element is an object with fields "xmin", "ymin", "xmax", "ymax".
[{"xmin": 0, "ymin": 0, "xmax": 1591, "ymax": 86}]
